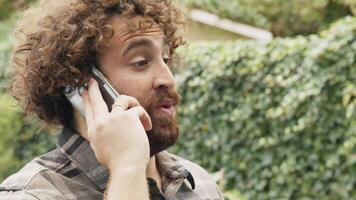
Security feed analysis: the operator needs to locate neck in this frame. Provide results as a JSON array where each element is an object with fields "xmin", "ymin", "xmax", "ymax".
[{"xmin": 146, "ymin": 156, "xmax": 162, "ymax": 191}]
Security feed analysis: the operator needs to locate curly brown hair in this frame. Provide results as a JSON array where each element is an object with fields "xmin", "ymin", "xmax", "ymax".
[{"xmin": 11, "ymin": 0, "xmax": 185, "ymax": 128}]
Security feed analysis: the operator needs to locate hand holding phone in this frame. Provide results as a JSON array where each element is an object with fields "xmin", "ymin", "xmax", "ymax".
[
  {"xmin": 83, "ymin": 78, "xmax": 152, "ymax": 200},
  {"xmin": 63, "ymin": 66, "xmax": 119, "ymax": 118},
  {"xmin": 82, "ymin": 78, "xmax": 152, "ymax": 167},
  {"xmin": 63, "ymin": 66, "xmax": 152, "ymax": 169}
]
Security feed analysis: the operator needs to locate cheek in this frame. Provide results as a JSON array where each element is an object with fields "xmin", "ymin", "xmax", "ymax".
[
  {"xmin": 114, "ymin": 75, "xmax": 153, "ymax": 106},
  {"xmin": 103, "ymin": 65, "xmax": 155, "ymax": 106}
]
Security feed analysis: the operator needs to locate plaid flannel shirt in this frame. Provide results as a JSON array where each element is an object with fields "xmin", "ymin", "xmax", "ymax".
[{"xmin": 0, "ymin": 127, "xmax": 223, "ymax": 200}]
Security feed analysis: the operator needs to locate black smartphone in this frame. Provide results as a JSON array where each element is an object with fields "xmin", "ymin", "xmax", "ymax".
[{"xmin": 63, "ymin": 66, "xmax": 119, "ymax": 118}]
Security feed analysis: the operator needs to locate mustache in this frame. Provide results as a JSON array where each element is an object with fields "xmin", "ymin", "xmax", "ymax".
[{"xmin": 145, "ymin": 89, "xmax": 181, "ymax": 110}]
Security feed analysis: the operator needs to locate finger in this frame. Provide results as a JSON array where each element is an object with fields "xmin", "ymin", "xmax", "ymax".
[
  {"xmin": 111, "ymin": 95, "xmax": 141, "ymax": 112},
  {"xmin": 88, "ymin": 78, "xmax": 108, "ymax": 118},
  {"xmin": 127, "ymin": 106, "xmax": 152, "ymax": 131},
  {"xmin": 111, "ymin": 102, "xmax": 126, "ymax": 112},
  {"xmin": 82, "ymin": 90, "xmax": 94, "ymax": 129}
]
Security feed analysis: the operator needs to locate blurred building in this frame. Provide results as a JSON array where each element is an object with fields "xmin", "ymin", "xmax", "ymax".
[{"xmin": 187, "ymin": 9, "xmax": 273, "ymax": 42}]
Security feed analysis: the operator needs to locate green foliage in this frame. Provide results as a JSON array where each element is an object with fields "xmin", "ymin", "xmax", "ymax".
[
  {"xmin": 0, "ymin": 0, "xmax": 13, "ymax": 20},
  {"xmin": 173, "ymin": 17, "xmax": 356, "ymax": 199},
  {"xmin": 0, "ymin": 14, "xmax": 57, "ymax": 182},
  {"xmin": 179, "ymin": 0, "xmax": 354, "ymax": 36},
  {"xmin": 0, "ymin": 0, "xmax": 36, "ymax": 20},
  {"xmin": 337, "ymin": 0, "xmax": 356, "ymax": 15},
  {"xmin": 0, "ymin": 93, "xmax": 57, "ymax": 181},
  {"xmin": 0, "ymin": 13, "xmax": 18, "ymax": 91},
  {"xmin": 224, "ymin": 189, "xmax": 247, "ymax": 200}
]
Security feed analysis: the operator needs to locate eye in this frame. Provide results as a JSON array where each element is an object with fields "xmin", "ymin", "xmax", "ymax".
[{"xmin": 133, "ymin": 59, "xmax": 149, "ymax": 69}]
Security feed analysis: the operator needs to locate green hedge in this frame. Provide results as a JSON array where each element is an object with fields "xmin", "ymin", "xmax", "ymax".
[
  {"xmin": 0, "ymin": 14, "xmax": 57, "ymax": 181},
  {"xmin": 0, "ymin": 93, "xmax": 56, "ymax": 181},
  {"xmin": 173, "ymin": 17, "xmax": 356, "ymax": 199},
  {"xmin": 0, "ymin": 0, "xmax": 36, "ymax": 20},
  {"xmin": 0, "ymin": 14, "xmax": 18, "ymax": 91}
]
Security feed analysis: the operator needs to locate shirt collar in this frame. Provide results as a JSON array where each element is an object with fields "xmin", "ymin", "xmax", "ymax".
[{"xmin": 57, "ymin": 127, "xmax": 195, "ymax": 192}]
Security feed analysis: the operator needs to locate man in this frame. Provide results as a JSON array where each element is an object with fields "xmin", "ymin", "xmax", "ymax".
[{"xmin": 0, "ymin": 0, "xmax": 223, "ymax": 199}]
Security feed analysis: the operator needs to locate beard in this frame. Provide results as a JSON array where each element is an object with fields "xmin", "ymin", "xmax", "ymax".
[{"xmin": 140, "ymin": 88, "xmax": 181, "ymax": 156}]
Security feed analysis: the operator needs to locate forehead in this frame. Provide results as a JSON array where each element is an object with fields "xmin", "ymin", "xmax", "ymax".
[{"xmin": 106, "ymin": 15, "xmax": 166, "ymax": 47}]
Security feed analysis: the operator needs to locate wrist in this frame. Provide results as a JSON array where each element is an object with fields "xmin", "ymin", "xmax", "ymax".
[
  {"xmin": 107, "ymin": 151, "xmax": 149, "ymax": 171},
  {"xmin": 106, "ymin": 161, "xmax": 149, "ymax": 200},
  {"xmin": 109, "ymin": 156, "xmax": 147, "ymax": 170},
  {"xmin": 109, "ymin": 162, "xmax": 147, "ymax": 178}
]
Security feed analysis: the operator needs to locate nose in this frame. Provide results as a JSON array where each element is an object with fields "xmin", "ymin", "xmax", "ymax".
[{"xmin": 153, "ymin": 61, "xmax": 175, "ymax": 90}]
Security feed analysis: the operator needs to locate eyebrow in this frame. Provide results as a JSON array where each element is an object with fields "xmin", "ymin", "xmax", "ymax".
[{"xmin": 122, "ymin": 37, "xmax": 169, "ymax": 56}]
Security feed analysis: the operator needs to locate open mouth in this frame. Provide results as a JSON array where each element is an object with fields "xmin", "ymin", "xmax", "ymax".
[{"xmin": 157, "ymin": 101, "xmax": 176, "ymax": 116}]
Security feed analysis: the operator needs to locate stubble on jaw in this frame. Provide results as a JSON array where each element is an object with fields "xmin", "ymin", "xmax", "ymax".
[{"xmin": 140, "ymin": 88, "xmax": 181, "ymax": 156}]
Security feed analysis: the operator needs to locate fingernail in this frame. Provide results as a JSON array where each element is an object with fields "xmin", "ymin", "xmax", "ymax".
[
  {"xmin": 81, "ymin": 89, "xmax": 87, "ymax": 96},
  {"xmin": 88, "ymin": 77, "xmax": 94, "ymax": 86}
]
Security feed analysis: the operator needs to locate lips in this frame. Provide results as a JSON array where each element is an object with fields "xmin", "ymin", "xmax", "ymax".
[
  {"xmin": 161, "ymin": 99, "xmax": 175, "ymax": 107},
  {"xmin": 157, "ymin": 99, "xmax": 177, "ymax": 116}
]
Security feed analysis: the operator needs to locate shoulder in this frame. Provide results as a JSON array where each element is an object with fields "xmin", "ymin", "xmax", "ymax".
[
  {"xmin": 0, "ymin": 149, "xmax": 70, "ymax": 199},
  {"xmin": 0, "ymin": 190, "xmax": 39, "ymax": 200},
  {"xmin": 168, "ymin": 153, "xmax": 212, "ymax": 180},
  {"xmin": 166, "ymin": 152, "xmax": 224, "ymax": 200}
]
